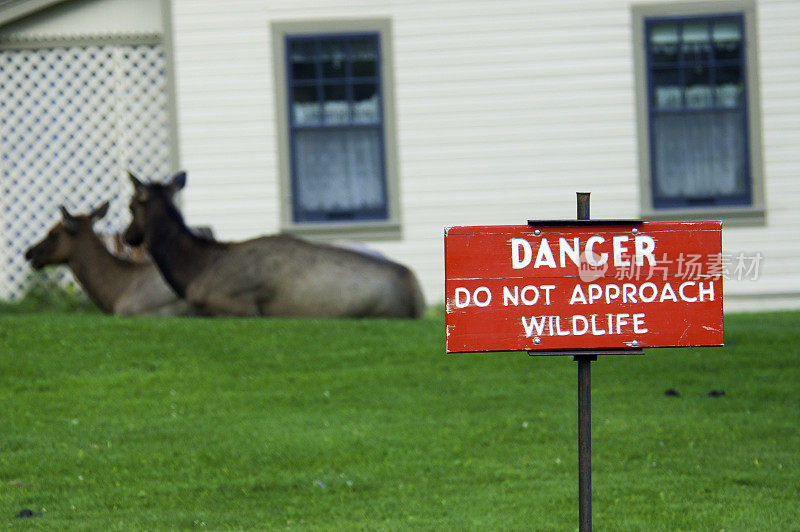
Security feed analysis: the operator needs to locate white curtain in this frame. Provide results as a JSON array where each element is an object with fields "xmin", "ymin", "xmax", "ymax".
[
  {"xmin": 293, "ymin": 127, "xmax": 384, "ymax": 213},
  {"xmin": 652, "ymin": 109, "xmax": 745, "ymax": 199}
]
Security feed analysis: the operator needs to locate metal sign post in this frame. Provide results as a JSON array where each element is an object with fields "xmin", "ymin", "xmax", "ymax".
[
  {"xmin": 444, "ymin": 193, "xmax": 723, "ymax": 531},
  {"xmin": 576, "ymin": 351, "xmax": 594, "ymax": 531},
  {"xmin": 575, "ymin": 192, "xmax": 596, "ymax": 532}
]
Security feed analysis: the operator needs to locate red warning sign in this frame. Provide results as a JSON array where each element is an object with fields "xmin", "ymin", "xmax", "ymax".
[{"xmin": 445, "ymin": 221, "xmax": 723, "ymax": 353}]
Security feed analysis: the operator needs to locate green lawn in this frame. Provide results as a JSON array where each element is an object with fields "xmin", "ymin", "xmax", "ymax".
[{"xmin": 0, "ymin": 308, "xmax": 798, "ymax": 530}]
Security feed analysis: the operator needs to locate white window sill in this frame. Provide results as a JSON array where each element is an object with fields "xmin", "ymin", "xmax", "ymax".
[
  {"xmin": 281, "ymin": 220, "xmax": 402, "ymax": 242},
  {"xmin": 640, "ymin": 206, "xmax": 765, "ymax": 227}
]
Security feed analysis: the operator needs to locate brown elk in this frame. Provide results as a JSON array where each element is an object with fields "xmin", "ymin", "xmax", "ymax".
[
  {"xmin": 123, "ymin": 171, "xmax": 425, "ymax": 318},
  {"xmin": 25, "ymin": 202, "xmax": 196, "ymax": 316}
]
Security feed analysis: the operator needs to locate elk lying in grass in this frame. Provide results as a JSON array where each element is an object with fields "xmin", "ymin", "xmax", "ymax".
[
  {"xmin": 123, "ymin": 171, "xmax": 425, "ymax": 318},
  {"xmin": 25, "ymin": 202, "xmax": 196, "ymax": 316}
]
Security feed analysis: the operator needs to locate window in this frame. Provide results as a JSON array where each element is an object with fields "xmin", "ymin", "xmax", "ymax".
[
  {"xmin": 647, "ymin": 14, "xmax": 749, "ymax": 207},
  {"xmin": 272, "ymin": 20, "xmax": 400, "ymax": 238},
  {"xmin": 287, "ymin": 33, "xmax": 386, "ymax": 222},
  {"xmin": 632, "ymin": 2, "xmax": 764, "ymax": 224}
]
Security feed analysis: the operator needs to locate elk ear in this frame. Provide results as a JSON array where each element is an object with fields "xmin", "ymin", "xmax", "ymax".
[
  {"xmin": 60, "ymin": 206, "xmax": 78, "ymax": 233},
  {"xmin": 128, "ymin": 170, "xmax": 145, "ymax": 188},
  {"xmin": 90, "ymin": 201, "xmax": 110, "ymax": 221},
  {"xmin": 129, "ymin": 171, "xmax": 150, "ymax": 202},
  {"xmin": 170, "ymin": 171, "xmax": 187, "ymax": 192}
]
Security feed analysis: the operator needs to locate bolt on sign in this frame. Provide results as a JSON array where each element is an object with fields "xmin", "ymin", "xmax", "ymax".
[{"xmin": 445, "ymin": 221, "xmax": 723, "ymax": 353}]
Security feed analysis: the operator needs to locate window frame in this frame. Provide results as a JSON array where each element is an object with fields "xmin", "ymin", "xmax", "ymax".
[
  {"xmin": 632, "ymin": 1, "xmax": 765, "ymax": 226},
  {"xmin": 271, "ymin": 19, "xmax": 401, "ymax": 240}
]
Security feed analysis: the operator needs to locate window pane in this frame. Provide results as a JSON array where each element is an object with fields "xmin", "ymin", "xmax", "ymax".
[
  {"xmin": 681, "ymin": 21, "xmax": 711, "ymax": 63},
  {"xmin": 650, "ymin": 23, "xmax": 679, "ymax": 63},
  {"xmin": 323, "ymin": 84, "xmax": 349, "ymax": 124},
  {"xmin": 652, "ymin": 67, "xmax": 681, "ymax": 109},
  {"xmin": 293, "ymin": 127, "xmax": 385, "ymax": 217},
  {"xmin": 292, "ymin": 85, "xmax": 320, "ymax": 125},
  {"xmin": 713, "ymin": 20, "xmax": 742, "ymax": 61},
  {"xmin": 716, "ymin": 84, "xmax": 742, "ymax": 108},
  {"xmin": 290, "ymin": 41, "xmax": 316, "ymax": 79},
  {"xmin": 715, "ymin": 65, "xmax": 743, "ymax": 107},
  {"xmin": 684, "ymin": 66, "xmax": 712, "ymax": 108},
  {"xmin": 351, "ymin": 37, "xmax": 378, "ymax": 77},
  {"xmin": 320, "ymin": 41, "xmax": 347, "ymax": 78},
  {"xmin": 652, "ymin": 110, "xmax": 746, "ymax": 201},
  {"xmin": 353, "ymin": 83, "xmax": 380, "ymax": 123}
]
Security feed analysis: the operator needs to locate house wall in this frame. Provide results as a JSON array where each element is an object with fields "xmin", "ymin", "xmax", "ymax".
[{"xmin": 169, "ymin": 0, "xmax": 800, "ymax": 312}]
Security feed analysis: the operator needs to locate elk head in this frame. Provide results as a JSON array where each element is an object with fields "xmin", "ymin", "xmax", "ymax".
[
  {"xmin": 124, "ymin": 171, "xmax": 186, "ymax": 247},
  {"xmin": 25, "ymin": 202, "xmax": 110, "ymax": 269}
]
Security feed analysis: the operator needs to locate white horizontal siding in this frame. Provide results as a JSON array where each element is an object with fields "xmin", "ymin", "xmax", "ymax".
[
  {"xmin": 758, "ymin": 0, "xmax": 800, "ymax": 303},
  {"xmin": 170, "ymin": 0, "xmax": 800, "ymax": 311}
]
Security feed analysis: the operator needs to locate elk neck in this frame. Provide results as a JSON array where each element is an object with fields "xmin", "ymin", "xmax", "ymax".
[
  {"xmin": 69, "ymin": 227, "xmax": 143, "ymax": 313},
  {"xmin": 146, "ymin": 197, "xmax": 223, "ymax": 299}
]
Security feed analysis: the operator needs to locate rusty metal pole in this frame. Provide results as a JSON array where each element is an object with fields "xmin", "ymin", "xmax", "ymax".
[
  {"xmin": 576, "ymin": 191, "xmax": 590, "ymax": 222},
  {"xmin": 575, "ymin": 192, "xmax": 594, "ymax": 532}
]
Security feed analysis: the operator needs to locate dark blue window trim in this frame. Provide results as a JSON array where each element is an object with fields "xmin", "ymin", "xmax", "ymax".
[
  {"xmin": 644, "ymin": 13, "xmax": 752, "ymax": 209},
  {"xmin": 285, "ymin": 32, "xmax": 389, "ymax": 223}
]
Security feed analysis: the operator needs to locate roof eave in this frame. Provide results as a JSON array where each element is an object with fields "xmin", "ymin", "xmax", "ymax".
[{"xmin": 0, "ymin": 0, "xmax": 70, "ymax": 27}]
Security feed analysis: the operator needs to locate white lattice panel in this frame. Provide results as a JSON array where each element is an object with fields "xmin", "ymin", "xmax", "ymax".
[{"xmin": 0, "ymin": 43, "xmax": 171, "ymax": 300}]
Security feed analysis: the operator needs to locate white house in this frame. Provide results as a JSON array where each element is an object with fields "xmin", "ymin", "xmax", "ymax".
[{"xmin": 1, "ymin": 0, "xmax": 798, "ymax": 311}]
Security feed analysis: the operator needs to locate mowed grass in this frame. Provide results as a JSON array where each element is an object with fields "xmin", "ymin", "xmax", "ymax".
[{"xmin": 0, "ymin": 308, "xmax": 798, "ymax": 530}]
